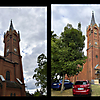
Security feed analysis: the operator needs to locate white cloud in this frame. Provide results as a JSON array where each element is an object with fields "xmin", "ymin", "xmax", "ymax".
[{"xmin": 26, "ymin": 88, "xmax": 41, "ymax": 94}]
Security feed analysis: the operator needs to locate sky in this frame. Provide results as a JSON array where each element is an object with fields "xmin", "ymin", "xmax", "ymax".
[
  {"xmin": 51, "ymin": 4, "xmax": 100, "ymax": 57},
  {"xmin": 0, "ymin": 7, "xmax": 47, "ymax": 94}
]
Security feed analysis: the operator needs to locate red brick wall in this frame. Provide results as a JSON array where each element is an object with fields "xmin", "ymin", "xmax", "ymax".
[{"xmin": 0, "ymin": 56, "xmax": 25, "ymax": 96}]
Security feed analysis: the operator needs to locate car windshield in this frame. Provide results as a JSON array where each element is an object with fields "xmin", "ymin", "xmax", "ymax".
[
  {"xmin": 54, "ymin": 80, "xmax": 70, "ymax": 83},
  {"xmin": 75, "ymin": 81, "xmax": 87, "ymax": 85}
]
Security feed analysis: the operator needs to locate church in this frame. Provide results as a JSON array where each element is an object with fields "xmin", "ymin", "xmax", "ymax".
[
  {"xmin": 0, "ymin": 20, "xmax": 26, "ymax": 96},
  {"xmin": 65, "ymin": 11, "xmax": 100, "ymax": 83}
]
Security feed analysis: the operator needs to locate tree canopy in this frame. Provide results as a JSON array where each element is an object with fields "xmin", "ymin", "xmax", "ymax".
[
  {"xmin": 33, "ymin": 53, "xmax": 47, "ymax": 95},
  {"xmin": 51, "ymin": 23, "xmax": 87, "ymax": 79}
]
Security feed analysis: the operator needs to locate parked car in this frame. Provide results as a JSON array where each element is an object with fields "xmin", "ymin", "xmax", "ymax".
[
  {"xmin": 73, "ymin": 80, "xmax": 92, "ymax": 96},
  {"xmin": 51, "ymin": 79, "xmax": 73, "ymax": 90}
]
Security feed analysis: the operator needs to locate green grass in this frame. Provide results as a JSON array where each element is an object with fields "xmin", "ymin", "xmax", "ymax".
[
  {"xmin": 91, "ymin": 84, "xmax": 100, "ymax": 96},
  {"xmin": 51, "ymin": 84, "xmax": 100, "ymax": 96},
  {"xmin": 51, "ymin": 88, "xmax": 73, "ymax": 96}
]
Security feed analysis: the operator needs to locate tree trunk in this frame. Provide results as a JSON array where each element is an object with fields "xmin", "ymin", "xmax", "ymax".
[{"xmin": 61, "ymin": 73, "xmax": 65, "ymax": 93}]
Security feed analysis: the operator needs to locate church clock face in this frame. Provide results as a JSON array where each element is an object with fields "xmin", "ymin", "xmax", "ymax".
[
  {"xmin": 95, "ymin": 41, "xmax": 98, "ymax": 46},
  {"xmin": 7, "ymin": 49, "xmax": 9, "ymax": 52},
  {"xmin": 14, "ymin": 48, "xmax": 17, "ymax": 52}
]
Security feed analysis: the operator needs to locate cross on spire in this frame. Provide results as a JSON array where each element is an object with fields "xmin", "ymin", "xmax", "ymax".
[{"xmin": 9, "ymin": 19, "xmax": 14, "ymax": 30}]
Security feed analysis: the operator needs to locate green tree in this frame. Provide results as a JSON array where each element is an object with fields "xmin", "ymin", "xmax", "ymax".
[
  {"xmin": 51, "ymin": 31, "xmax": 60, "ymax": 81},
  {"xmin": 51, "ymin": 31, "xmax": 57, "ymax": 40},
  {"xmin": 51, "ymin": 23, "xmax": 87, "ymax": 92},
  {"xmin": 33, "ymin": 53, "xmax": 47, "ymax": 95},
  {"xmin": 33, "ymin": 89, "xmax": 42, "ymax": 96},
  {"xmin": 78, "ymin": 22, "xmax": 81, "ymax": 31}
]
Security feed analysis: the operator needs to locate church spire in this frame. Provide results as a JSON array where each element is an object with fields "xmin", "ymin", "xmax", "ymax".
[
  {"xmin": 9, "ymin": 19, "xmax": 14, "ymax": 30},
  {"xmin": 91, "ymin": 11, "xmax": 95, "ymax": 25}
]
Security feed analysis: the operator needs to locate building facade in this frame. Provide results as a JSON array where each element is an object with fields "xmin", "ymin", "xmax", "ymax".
[
  {"xmin": 0, "ymin": 20, "xmax": 26, "ymax": 96},
  {"xmin": 65, "ymin": 11, "xmax": 100, "ymax": 83}
]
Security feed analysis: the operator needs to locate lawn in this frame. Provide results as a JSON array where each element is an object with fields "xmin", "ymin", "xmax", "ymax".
[
  {"xmin": 51, "ymin": 88, "xmax": 73, "ymax": 96},
  {"xmin": 51, "ymin": 84, "xmax": 100, "ymax": 96},
  {"xmin": 91, "ymin": 84, "xmax": 100, "ymax": 96}
]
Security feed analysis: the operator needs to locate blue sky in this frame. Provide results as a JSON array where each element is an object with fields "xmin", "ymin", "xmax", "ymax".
[
  {"xmin": 0, "ymin": 7, "xmax": 47, "ymax": 94},
  {"xmin": 51, "ymin": 4, "xmax": 100, "ymax": 56}
]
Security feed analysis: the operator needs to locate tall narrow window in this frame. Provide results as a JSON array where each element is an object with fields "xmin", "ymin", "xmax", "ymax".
[{"xmin": 6, "ymin": 71, "xmax": 10, "ymax": 81}]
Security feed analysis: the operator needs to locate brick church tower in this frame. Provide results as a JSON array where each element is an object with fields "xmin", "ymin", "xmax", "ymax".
[
  {"xmin": 0, "ymin": 20, "xmax": 26, "ymax": 96},
  {"xmin": 66, "ymin": 11, "xmax": 100, "ymax": 82},
  {"xmin": 4, "ymin": 20, "xmax": 24, "ymax": 82},
  {"xmin": 86, "ymin": 11, "xmax": 100, "ymax": 81}
]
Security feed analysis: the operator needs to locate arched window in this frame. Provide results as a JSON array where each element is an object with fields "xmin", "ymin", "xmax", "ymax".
[{"xmin": 6, "ymin": 71, "xmax": 10, "ymax": 81}]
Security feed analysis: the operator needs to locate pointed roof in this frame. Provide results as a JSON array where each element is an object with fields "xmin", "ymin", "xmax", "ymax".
[
  {"xmin": 91, "ymin": 11, "xmax": 95, "ymax": 25},
  {"xmin": 9, "ymin": 19, "xmax": 14, "ymax": 30}
]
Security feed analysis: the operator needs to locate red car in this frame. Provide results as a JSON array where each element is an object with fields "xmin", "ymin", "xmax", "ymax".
[{"xmin": 73, "ymin": 80, "xmax": 92, "ymax": 96}]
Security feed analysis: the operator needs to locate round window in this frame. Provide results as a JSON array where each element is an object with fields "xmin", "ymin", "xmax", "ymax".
[{"xmin": 96, "ymin": 55, "xmax": 98, "ymax": 58}]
